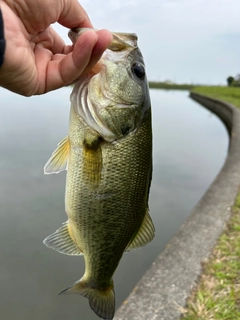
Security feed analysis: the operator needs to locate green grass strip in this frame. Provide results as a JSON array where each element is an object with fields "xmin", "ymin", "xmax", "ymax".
[
  {"xmin": 181, "ymin": 193, "xmax": 240, "ymax": 320},
  {"xmin": 149, "ymin": 82, "xmax": 195, "ymax": 90},
  {"xmin": 192, "ymin": 86, "xmax": 240, "ymax": 109}
]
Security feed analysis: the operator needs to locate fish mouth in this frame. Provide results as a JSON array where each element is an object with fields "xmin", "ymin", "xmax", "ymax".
[
  {"xmin": 69, "ymin": 28, "xmax": 138, "ymax": 50},
  {"xmin": 69, "ymin": 28, "xmax": 138, "ymax": 79},
  {"xmin": 108, "ymin": 32, "xmax": 137, "ymax": 51}
]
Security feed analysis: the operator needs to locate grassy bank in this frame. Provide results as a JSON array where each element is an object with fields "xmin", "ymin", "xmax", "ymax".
[
  {"xmin": 149, "ymin": 81, "xmax": 195, "ymax": 90},
  {"xmin": 192, "ymin": 86, "xmax": 240, "ymax": 108},
  {"xmin": 181, "ymin": 192, "xmax": 240, "ymax": 320},
  {"xmin": 181, "ymin": 85, "xmax": 240, "ymax": 319},
  {"xmin": 149, "ymin": 83, "xmax": 240, "ymax": 110}
]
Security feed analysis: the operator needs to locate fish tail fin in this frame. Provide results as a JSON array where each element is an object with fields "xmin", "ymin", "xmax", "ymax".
[{"xmin": 60, "ymin": 279, "xmax": 115, "ymax": 320}]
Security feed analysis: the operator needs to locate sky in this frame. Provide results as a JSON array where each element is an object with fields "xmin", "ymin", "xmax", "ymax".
[{"xmin": 53, "ymin": 0, "xmax": 240, "ymax": 85}]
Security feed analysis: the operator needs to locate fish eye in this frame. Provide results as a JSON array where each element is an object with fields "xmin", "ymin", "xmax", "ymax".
[{"xmin": 131, "ymin": 63, "xmax": 145, "ymax": 80}]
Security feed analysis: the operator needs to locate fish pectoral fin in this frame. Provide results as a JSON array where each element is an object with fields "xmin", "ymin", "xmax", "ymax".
[
  {"xmin": 60, "ymin": 279, "xmax": 115, "ymax": 320},
  {"xmin": 83, "ymin": 133, "xmax": 102, "ymax": 186},
  {"xmin": 43, "ymin": 222, "xmax": 82, "ymax": 256},
  {"xmin": 44, "ymin": 136, "xmax": 70, "ymax": 174},
  {"xmin": 126, "ymin": 209, "xmax": 155, "ymax": 251}
]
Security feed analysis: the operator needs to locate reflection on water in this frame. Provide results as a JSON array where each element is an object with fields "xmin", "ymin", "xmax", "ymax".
[{"xmin": 0, "ymin": 88, "xmax": 228, "ymax": 319}]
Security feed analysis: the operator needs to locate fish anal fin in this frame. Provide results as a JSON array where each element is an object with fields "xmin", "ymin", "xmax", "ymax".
[
  {"xmin": 44, "ymin": 136, "xmax": 70, "ymax": 175},
  {"xmin": 126, "ymin": 209, "xmax": 155, "ymax": 251},
  {"xmin": 43, "ymin": 221, "xmax": 82, "ymax": 256},
  {"xmin": 83, "ymin": 132, "xmax": 102, "ymax": 187},
  {"xmin": 60, "ymin": 278, "xmax": 115, "ymax": 320}
]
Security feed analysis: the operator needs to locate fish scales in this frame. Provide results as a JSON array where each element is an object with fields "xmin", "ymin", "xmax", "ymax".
[
  {"xmin": 67, "ymin": 107, "xmax": 152, "ymax": 278},
  {"xmin": 43, "ymin": 29, "xmax": 154, "ymax": 320}
]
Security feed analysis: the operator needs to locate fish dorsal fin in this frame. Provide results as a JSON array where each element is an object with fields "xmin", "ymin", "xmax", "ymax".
[
  {"xmin": 44, "ymin": 136, "xmax": 70, "ymax": 174},
  {"xmin": 43, "ymin": 222, "xmax": 83, "ymax": 256},
  {"xmin": 126, "ymin": 210, "xmax": 155, "ymax": 251}
]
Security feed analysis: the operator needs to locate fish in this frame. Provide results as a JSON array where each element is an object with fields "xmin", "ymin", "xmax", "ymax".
[{"xmin": 43, "ymin": 28, "xmax": 154, "ymax": 320}]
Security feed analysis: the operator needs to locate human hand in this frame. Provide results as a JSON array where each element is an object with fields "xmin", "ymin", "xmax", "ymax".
[{"xmin": 0, "ymin": 0, "xmax": 112, "ymax": 96}]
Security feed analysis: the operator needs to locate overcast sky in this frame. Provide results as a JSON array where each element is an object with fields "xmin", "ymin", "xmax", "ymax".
[{"xmin": 54, "ymin": 0, "xmax": 240, "ymax": 85}]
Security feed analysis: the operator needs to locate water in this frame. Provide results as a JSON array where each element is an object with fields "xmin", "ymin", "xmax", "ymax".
[{"xmin": 0, "ymin": 88, "xmax": 228, "ymax": 319}]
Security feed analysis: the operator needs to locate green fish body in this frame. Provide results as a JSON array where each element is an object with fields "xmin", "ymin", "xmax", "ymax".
[{"xmin": 43, "ymin": 30, "xmax": 154, "ymax": 320}]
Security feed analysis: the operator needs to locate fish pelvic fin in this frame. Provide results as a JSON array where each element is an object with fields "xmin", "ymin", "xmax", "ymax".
[
  {"xmin": 43, "ymin": 221, "xmax": 82, "ymax": 256},
  {"xmin": 126, "ymin": 209, "xmax": 155, "ymax": 251},
  {"xmin": 60, "ymin": 279, "xmax": 115, "ymax": 320},
  {"xmin": 44, "ymin": 136, "xmax": 70, "ymax": 174}
]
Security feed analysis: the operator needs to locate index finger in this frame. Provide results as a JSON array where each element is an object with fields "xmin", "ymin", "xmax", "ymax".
[{"xmin": 58, "ymin": 0, "xmax": 93, "ymax": 29}]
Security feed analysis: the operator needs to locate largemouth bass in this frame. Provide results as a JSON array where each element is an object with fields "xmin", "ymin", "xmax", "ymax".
[{"xmin": 43, "ymin": 29, "xmax": 154, "ymax": 320}]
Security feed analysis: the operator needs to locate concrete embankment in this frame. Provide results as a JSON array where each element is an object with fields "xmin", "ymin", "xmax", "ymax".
[{"xmin": 115, "ymin": 92, "xmax": 240, "ymax": 320}]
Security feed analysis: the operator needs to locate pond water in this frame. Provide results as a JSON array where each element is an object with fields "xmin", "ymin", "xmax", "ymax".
[{"xmin": 0, "ymin": 88, "xmax": 228, "ymax": 320}]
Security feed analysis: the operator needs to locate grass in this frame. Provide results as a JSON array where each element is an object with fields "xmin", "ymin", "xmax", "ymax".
[
  {"xmin": 192, "ymin": 86, "xmax": 240, "ymax": 109},
  {"xmin": 149, "ymin": 82, "xmax": 240, "ymax": 109},
  {"xmin": 149, "ymin": 81, "xmax": 195, "ymax": 90},
  {"xmin": 181, "ymin": 192, "xmax": 240, "ymax": 320}
]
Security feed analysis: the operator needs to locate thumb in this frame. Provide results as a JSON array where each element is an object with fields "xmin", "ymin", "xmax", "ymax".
[{"xmin": 37, "ymin": 29, "xmax": 112, "ymax": 93}]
